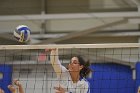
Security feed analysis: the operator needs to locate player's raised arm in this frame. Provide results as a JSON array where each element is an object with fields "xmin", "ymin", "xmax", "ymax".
[{"xmin": 50, "ymin": 48, "xmax": 63, "ymax": 77}]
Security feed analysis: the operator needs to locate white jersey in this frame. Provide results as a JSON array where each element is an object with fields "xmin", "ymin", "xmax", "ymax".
[
  {"xmin": 57, "ymin": 65, "xmax": 90, "ymax": 93},
  {"xmin": 50, "ymin": 49, "xmax": 90, "ymax": 93}
]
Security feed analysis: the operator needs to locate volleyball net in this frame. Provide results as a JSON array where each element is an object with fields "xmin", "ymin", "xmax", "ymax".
[{"xmin": 0, "ymin": 43, "xmax": 140, "ymax": 93}]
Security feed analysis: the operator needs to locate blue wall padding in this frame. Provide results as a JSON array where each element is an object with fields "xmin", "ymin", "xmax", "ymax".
[
  {"xmin": 135, "ymin": 62, "xmax": 140, "ymax": 92},
  {"xmin": 0, "ymin": 65, "xmax": 12, "ymax": 93},
  {"xmin": 88, "ymin": 63, "xmax": 135, "ymax": 93}
]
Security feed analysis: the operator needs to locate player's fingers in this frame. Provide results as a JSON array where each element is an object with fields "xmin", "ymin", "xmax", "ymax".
[
  {"xmin": 54, "ymin": 87, "xmax": 60, "ymax": 90},
  {"xmin": 55, "ymin": 92, "xmax": 61, "ymax": 93},
  {"xmin": 54, "ymin": 86, "xmax": 65, "ymax": 92},
  {"xmin": 8, "ymin": 85, "xmax": 16, "ymax": 92},
  {"xmin": 54, "ymin": 87, "xmax": 62, "ymax": 93},
  {"xmin": 45, "ymin": 48, "xmax": 56, "ymax": 52},
  {"xmin": 8, "ymin": 85, "xmax": 13, "ymax": 89},
  {"xmin": 55, "ymin": 90, "xmax": 62, "ymax": 93},
  {"xmin": 13, "ymin": 80, "xmax": 21, "ymax": 86},
  {"xmin": 58, "ymin": 85, "xmax": 64, "ymax": 90},
  {"xmin": 54, "ymin": 86, "xmax": 64, "ymax": 91}
]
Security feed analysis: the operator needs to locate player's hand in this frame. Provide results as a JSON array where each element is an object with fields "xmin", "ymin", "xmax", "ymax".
[
  {"xmin": 54, "ymin": 85, "xmax": 66, "ymax": 93},
  {"xmin": 8, "ymin": 85, "xmax": 16, "ymax": 93},
  {"xmin": 13, "ymin": 80, "xmax": 21, "ymax": 87},
  {"xmin": 45, "ymin": 48, "xmax": 56, "ymax": 52}
]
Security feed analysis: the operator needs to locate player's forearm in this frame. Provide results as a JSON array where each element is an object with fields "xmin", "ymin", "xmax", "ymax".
[
  {"xmin": 50, "ymin": 49, "xmax": 59, "ymax": 63},
  {"xmin": 50, "ymin": 49, "xmax": 62, "ymax": 76}
]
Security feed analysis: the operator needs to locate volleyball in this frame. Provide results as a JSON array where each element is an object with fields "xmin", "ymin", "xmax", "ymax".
[{"xmin": 13, "ymin": 25, "xmax": 31, "ymax": 43}]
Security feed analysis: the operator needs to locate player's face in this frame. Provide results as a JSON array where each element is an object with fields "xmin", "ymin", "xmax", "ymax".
[{"xmin": 68, "ymin": 57, "xmax": 83, "ymax": 72}]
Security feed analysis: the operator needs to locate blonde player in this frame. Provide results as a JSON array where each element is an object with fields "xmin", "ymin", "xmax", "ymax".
[{"xmin": 48, "ymin": 49, "xmax": 91, "ymax": 93}]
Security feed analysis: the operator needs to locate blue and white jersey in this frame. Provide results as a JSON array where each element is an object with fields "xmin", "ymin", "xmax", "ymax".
[{"xmin": 57, "ymin": 65, "xmax": 90, "ymax": 93}]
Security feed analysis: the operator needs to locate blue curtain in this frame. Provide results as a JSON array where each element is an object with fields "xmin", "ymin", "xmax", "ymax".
[
  {"xmin": 88, "ymin": 63, "xmax": 135, "ymax": 93},
  {"xmin": 0, "ymin": 65, "xmax": 12, "ymax": 93},
  {"xmin": 135, "ymin": 62, "xmax": 140, "ymax": 93}
]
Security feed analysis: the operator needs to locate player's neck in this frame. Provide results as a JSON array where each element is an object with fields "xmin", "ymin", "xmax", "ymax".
[{"xmin": 70, "ymin": 72, "xmax": 80, "ymax": 83}]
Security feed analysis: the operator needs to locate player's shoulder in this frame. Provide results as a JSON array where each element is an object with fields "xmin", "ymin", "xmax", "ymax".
[{"xmin": 78, "ymin": 78, "xmax": 89, "ymax": 88}]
